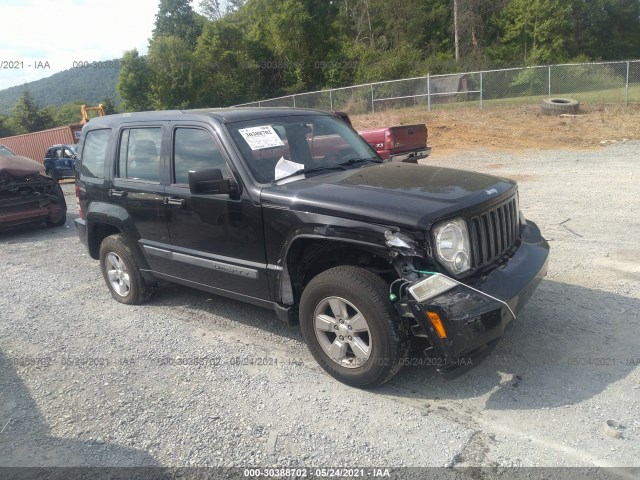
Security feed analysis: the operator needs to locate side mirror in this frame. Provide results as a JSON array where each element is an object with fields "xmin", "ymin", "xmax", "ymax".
[{"xmin": 188, "ymin": 168, "xmax": 237, "ymax": 195}]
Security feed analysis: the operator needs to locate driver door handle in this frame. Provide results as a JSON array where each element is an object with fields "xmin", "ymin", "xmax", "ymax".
[{"xmin": 163, "ymin": 196, "xmax": 185, "ymax": 207}]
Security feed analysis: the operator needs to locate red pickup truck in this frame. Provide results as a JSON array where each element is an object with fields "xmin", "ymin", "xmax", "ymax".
[{"xmin": 335, "ymin": 112, "xmax": 431, "ymax": 163}]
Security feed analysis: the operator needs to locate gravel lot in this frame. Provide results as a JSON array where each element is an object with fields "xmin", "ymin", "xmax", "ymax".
[{"xmin": 1, "ymin": 143, "xmax": 639, "ymax": 471}]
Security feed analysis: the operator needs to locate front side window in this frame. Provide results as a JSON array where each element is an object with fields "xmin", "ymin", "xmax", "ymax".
[
  {"xmin": 227, "ymin": 115, "xmax": 379, "ymax": 184},
  {"xmin": 80, "ymin": 129, "xmax": 111, "ymax": 179},
  {"xmin": 118, "ymin": 128, "xmax": 162, "ymax": 182},
  {"xmin": 173, "ymin": 128, "xmax": 227, "ymax": 185}
]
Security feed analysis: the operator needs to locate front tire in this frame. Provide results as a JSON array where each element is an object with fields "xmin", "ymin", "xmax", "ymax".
[
  {"xmin": 99, "ymin": 234, "xmax": 153, "ymax": 305},
  {"xmin": 44, "ymin": 183, "xmax": 66, "ymax": 227},
  {"xmin": 299, "ymin": 266, "xmax": 409, "ymax": 388}
]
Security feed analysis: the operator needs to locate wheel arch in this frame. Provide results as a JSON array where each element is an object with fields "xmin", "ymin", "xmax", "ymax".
[
  {"xmin": 85, "ymin": 204, "xmax": 152, "ymax": 273},
  {"xmin": 279, "ymin": 235, "xmax": 396, "ymax": 307},
  {"xmin": 88, "ymin": 222, "xmax": 121, "ymax": 259}
]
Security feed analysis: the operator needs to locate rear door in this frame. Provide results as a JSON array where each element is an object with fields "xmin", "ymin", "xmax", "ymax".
[
  {"xmin": 110, "ymin": 124, "xmax": 173, "ymax": 273},
  {"xmin": 161, "ymin": 122, "xmax": 269, "ymax": 300}
]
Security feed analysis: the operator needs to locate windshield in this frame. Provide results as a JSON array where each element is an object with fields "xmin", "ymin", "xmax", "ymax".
[
  {"xmin": 0, "ymin": 145, "xmax": 16, "ymax": 156},
  {"xmin": 227, "ymin": 115, "xmax": 380, "ymax": 184}
]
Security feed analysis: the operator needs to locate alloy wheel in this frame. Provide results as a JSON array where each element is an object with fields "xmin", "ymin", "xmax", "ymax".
[
  {"xmin": 105, "ymin": 252, "xmax": 131, "ymax": 297},
  {"xmin": 313, "ymin": 296, "xmax": 371, "ymax": 369}
]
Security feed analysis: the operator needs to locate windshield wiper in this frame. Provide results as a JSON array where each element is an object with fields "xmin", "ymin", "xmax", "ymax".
[
  {"xmin": 336, "ymin": 157, "xmax": 382, "ymax": 167},
  {"xmin": 273, "ymin": 157, "xmax": 381, "ymax": 183}
]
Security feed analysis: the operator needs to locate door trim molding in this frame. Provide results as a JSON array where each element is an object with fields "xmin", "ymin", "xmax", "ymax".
[{"xmin": 140, "ymin": 241, "xmax": 272, "ymax": 279}]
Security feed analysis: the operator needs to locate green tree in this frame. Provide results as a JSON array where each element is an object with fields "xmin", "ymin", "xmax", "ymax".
[
  {"xmin": 494, "ymin": 0, "xmax": 573, "ymax": 65},
  {"xmin": 192, "ymin": 19, "xmax": 261, "ymax": 106},
  {"xmin": 242, "ymin": 0, "xmax": 340, "ymax": 92},
  {"xmin": 335, "ymin": 0, "xmax": 460, "ymax": 83},
  {"xmin": 148, "ymin": 35, "xmax": 195, "ymax": 109},
  {"xmin": 101, "ymin": 0, "xmax": 640, "ymax": 110},
  {"xmin": 198, "ymin": 0, "xmax": 246, "ymax": 20},
  {"xmin": 352, "ymin": 43, "xmax": 426, "ymax": 83},
  {"xmin": 11, "ymin": 90, "xmax": 54, "ymax": 134},
  {"xmin": 199, "ymin": 0, "xmax": 225, "ymax": 20},
  {"xmin": 117, "ymin": 49, "xmax": 152, "ymax": 112},
  {"xmin": 101, "ymin": 97, "xmax": 117, "ymax": 115},
  {"xmin": 0, "ymin": 114, "xmax": 16, "ymax": 137},
  {"xmin": 154, "ymin": 0, "xmax": 203, "ymax": 46},
  {"xmin": 453, "ymin": 0, "xmax": 509, "ymax": 62},
  {"xmin": 568, "ymin": 0, "xmax": 640, "ymax": 60},
  {"xmin": 44, "ymin": 101, "xmax": 85, "ymax": 126}
]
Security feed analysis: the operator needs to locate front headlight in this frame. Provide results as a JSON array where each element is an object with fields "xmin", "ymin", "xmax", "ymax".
[{"xmin": 433, "ymin": 217, "xmax": 471, "ymax": 274}]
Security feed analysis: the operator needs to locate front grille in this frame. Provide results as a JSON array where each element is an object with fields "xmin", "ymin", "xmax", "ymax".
[{"xmin": 470, "ymin": 195, "xmax": 520, "ymax": 269}]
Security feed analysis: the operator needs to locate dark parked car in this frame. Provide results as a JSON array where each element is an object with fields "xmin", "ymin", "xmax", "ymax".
[
  {"xmin": 44, "ymin": 144, "xmax": 77, "ymax": 181},
  {"xmin": 74, "ymin": 108, "xmax": 549, "ymax": 387},
  {"xmin": 0, "ymin": 148, "xmax": 67, "ymax": 229}
]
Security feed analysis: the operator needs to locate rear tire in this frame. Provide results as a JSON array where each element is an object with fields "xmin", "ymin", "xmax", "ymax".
[
  {"xmin": 99, "ymin": 234, "xmax": 153, "ymax": 305},
  {"xmin": 299, "ymin": 266, "xmax": 409, "ymax": 388}
]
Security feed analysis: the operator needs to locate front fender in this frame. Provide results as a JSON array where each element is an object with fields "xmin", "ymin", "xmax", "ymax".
[{"xmin": 263, "ymin": 206, "xmax": 424, "ymax": 305}]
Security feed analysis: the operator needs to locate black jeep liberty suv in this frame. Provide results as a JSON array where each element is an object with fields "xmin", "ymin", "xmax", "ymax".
[{"xmin": 75, "ymin": 108, "xmax": 549, "ymax": 387}]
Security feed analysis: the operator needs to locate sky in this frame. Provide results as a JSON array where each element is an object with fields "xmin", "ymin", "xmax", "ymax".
[{"xmin": 0, "ymin": 0, "xmax": 175, "ymax": 91}]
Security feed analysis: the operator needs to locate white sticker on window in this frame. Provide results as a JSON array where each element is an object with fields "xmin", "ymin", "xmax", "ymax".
[
  {"xmin": 274, "ymin": 156, "xmax": 304, "ymax": 181},
  {"xmin": 238, "ymin": 125, "xmax": 285, "ymax": 150}
]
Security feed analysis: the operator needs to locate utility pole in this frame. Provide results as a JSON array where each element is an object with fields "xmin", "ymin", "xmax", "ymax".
[{"xmin": 454, "ymin": 0, "xmax": 460, "ymax": 62}]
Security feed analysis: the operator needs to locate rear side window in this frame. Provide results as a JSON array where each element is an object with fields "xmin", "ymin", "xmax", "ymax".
[
  {"xmin": 173, "ymin": 128, "xmax": 227, "ymax": 185},
  {"xmin": 80, "ymin": 129, "xmax": 111, "ymax": 178},
  {"xmin": 117, "ymin": 128, "xmax": 162, "ymax": 183}
]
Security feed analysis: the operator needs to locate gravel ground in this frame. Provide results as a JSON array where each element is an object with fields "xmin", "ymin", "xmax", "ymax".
[{"xmin": 0, "ymin": 142, "xmax": 639, "ymax": 470}]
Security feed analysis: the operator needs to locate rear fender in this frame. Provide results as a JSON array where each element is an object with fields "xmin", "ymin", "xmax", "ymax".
[{"xmin": 85, "ymin": 201, "xmax": 151, "ymax": 272}]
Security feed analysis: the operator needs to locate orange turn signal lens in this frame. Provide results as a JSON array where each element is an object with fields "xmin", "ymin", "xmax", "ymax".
[{"xmin": 426, "ymin": 312, "xmax": 447, "ymax": 339}]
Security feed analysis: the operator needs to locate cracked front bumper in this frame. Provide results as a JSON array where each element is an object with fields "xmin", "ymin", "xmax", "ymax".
[{"xmin": 396, "ymin": 220, "xmax": 549, "ymax": 377}]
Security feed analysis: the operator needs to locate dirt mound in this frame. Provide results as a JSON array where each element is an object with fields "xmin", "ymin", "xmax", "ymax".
[{"xmin": 351, "ymin": 104, "xmax": 640, "ymax": 157}]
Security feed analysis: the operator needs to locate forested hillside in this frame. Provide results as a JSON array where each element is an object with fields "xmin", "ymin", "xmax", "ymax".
[
  {"xmin": 0, "ymin": 62, "xmax": 121, "ymax": 116},
  {"xmin": 117, "ymin": 0, "xmax": 640, "ymax": 111}
]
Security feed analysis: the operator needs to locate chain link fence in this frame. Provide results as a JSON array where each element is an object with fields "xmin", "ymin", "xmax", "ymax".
[{"xmin": 235, "ymin": 60, "xmax": 640, "ymax": 114}]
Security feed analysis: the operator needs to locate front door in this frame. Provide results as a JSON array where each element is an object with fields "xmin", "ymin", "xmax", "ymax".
[{"xmin": 162, "ymin": 123, "xmax": 269, "ymax": 300}]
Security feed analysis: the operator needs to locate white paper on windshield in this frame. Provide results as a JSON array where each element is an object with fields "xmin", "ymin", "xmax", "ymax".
[
  {"xmin": 238, "ymin": 125, "xmax": 285, "ymax": 150},
  {"xmin": 274, "ymin": 156, "xmax": 304, "ymax": 181}
]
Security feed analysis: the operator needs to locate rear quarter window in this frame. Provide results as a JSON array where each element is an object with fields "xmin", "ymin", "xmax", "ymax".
[{"xmin": 80, "ymin": 129, "xmax": 111, "ymax": 179}]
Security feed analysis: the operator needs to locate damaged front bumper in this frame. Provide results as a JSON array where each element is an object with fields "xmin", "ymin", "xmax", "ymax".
[
  {"xmin": 0, "ymin": 196, "xmax": 64, "ymax": 228},
  {"xmin": 394, "ymin": 220, "xmax": 549, "ymax": 378}
]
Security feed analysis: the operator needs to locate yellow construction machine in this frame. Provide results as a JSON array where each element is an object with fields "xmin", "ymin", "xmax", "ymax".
[{"xmin": 80, "ymin": 104, "xmax": 106, "ymax": 124}]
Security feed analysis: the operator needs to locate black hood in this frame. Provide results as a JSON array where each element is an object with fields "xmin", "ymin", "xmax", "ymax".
[{"xmin": 260, "ymin": 163, "xmax": 517, "ymax": 230}]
